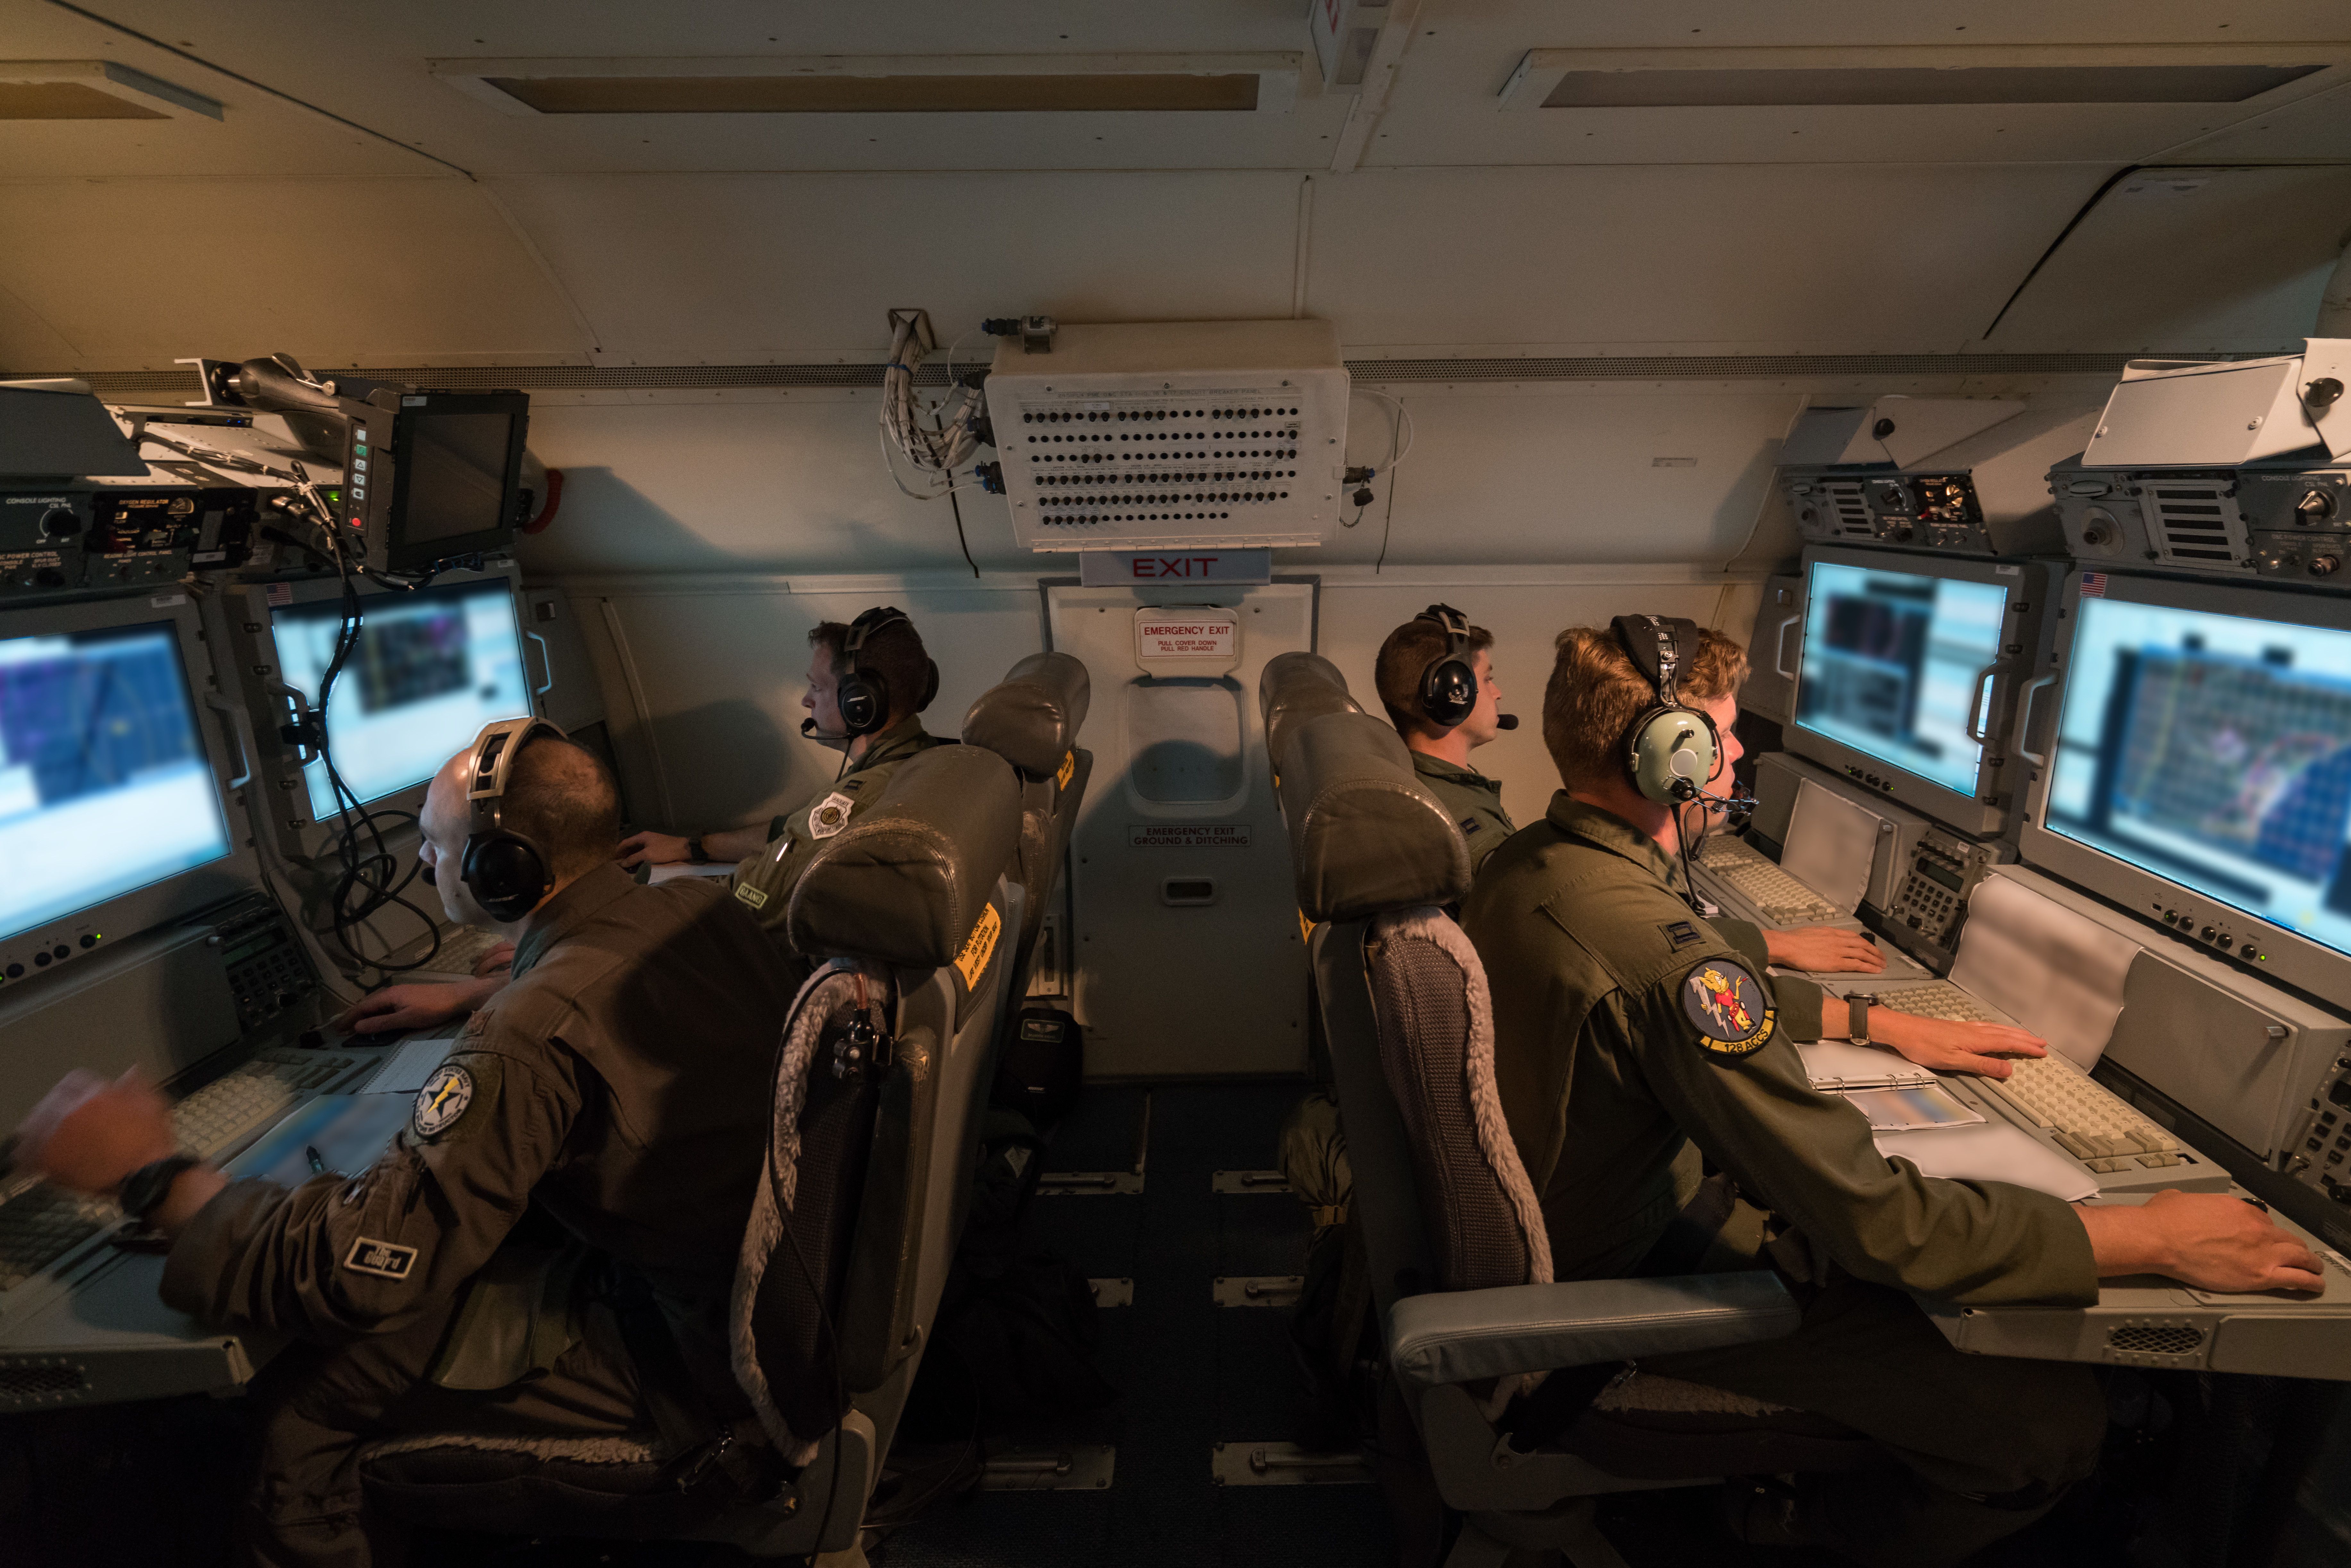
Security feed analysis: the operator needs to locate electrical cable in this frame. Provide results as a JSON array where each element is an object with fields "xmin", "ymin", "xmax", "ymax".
[
  {"xmin": 947, "ymin": 484, "xmax": 980, "ymax": 579},
  {"xmin": 1351, "ymin": 387, "xmax": 1416, "ymax": 471},
  {"xmin": 879, "ymin": 314, "xmax": 985, "ymax": 490}
]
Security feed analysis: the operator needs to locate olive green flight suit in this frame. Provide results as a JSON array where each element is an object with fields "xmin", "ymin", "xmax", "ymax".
[
  {"xmin": 1460, "ymin": 794, "xmax": 2105, "ymax": 1567},
  {"xmin": 162, "ymin": 864, "xmax": 793, "ymax": 1568},
  {"xmin": 729, "ymin": 717, "xmax": 951, "ymax": 977},
  {"xmin": 1410, "ymin": 750, "xmax": 1516, "ymax": 873}
]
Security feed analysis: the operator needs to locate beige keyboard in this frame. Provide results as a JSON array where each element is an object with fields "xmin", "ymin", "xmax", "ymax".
[
  {"xmin": 418, "ymin": 924, "xmax": 507, "ymax": 976},
  {"xmin": 1872, "ymin": 983, "xmax": 2185, "ymax": 1173},
  {"xmin": 1709, "ymin": 855, "xmax": 1846, "ymax": 926}
]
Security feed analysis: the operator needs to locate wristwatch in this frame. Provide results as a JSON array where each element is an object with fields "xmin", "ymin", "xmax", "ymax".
[
  {"xmin": 1848, "ymin": 994, "xmax": 1881, "ymax": 1045},
  {"xmin": 118, "ymin": 1154, "xmax": 201, "ymax": 1225},
  {"xmin": 686, "ymin": 835, "xmax": 710, "ymax": 865}
]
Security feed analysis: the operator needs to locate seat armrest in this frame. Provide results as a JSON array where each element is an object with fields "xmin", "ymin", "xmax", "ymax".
[{"xmin": 1386, "ymin": 1273, "xmax": 1798, "ymax": 1392}]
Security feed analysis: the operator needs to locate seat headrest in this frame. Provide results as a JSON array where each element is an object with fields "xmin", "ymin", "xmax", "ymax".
[
  {"xmin": 961, "ymin": 651, "xmax": 1092, "ymax": 779},
  {"xmin": 788, "ymin": 744, "xmax": 1021, "ymax": 968},
  {"xmin": 1259, "ymin": 651, "xmax": 1361, "ymax": 774},
  {"xmin": 1275, "ymin": 710, "xmax": 1470, "ymax": 922}
]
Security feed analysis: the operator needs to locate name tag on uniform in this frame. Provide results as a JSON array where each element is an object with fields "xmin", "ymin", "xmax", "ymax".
[{"xmin": 344, "ymin": 1236, "xmax": 417, "ymax": 1280}]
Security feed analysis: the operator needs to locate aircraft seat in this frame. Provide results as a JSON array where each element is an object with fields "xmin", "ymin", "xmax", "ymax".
[
  {"xmin": 1263, "ymin": 656, "xmax": 1875, "ymax": 1568},
  {"xmin": 961, "ymin": 650, "xmax": 1092, "ymax": 1002},
  {"xmin": 357, "ymin": 742, "xmax": 1026, "ymax": 1557}
]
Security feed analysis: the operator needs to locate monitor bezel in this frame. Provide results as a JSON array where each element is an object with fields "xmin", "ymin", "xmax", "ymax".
[
  {"xmin": 0, "ymin": 593, "xmax": 262, "ymax": 982},
  {"xmin": 219, "ymin": 563, "xmax": 536, "ymax": 865},
  {"xmin": 1781, "ymin": 544, "xmax": 2051, "ymax": 839},
  {"xmin": 2019, "ymin": 568, "xmax": 2351, "ymax": 1008},
  {"xmin": 384, "ymin": 393, "xmax": 530, "ymax": 574}
]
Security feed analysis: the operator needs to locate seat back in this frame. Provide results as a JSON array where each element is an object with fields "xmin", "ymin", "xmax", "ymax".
[
  {"xmin": 961, "ymin": 651, "xmax": 1092, "ymax": 999},
  {"xmin": 737, "ymin": 742, "xmax": 1024, "ymax": 1468}
]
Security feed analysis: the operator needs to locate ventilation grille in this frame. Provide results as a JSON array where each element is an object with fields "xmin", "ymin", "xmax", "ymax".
[
  {"xmin": 2139, "ymin": 481, "xmax": 2248, "ymax": 566},
  {"xmin": 1822, "ymin": 481, "xmax": 1877, "ymax": 540},
  {"xmin": 2107, "ymin": 1324, "xmax": 2205, "ymax": 1358},
  {"xmin": 0, "ymin": 1361, "xmax": 88, "ymax": 1401},
  {"xmin": 10, "ymin": 352, "xmax": 2243, "ymax": 404},
  {"xmin": 1003, "ymin": 399, "xmax": 1321, "ymax": 549}
]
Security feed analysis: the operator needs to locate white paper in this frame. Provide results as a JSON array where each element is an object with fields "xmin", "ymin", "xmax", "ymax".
[
  {"xmin": 1876, "ymin": 1120, "xmax": 2100, "ymax": 1203},
  {"xmin": 1949, "ymin": 874, "xmax": 2140, "ymax": 1070},
  {"xmin": 1779, "ymin": 778, "xmax": 1882, "ymax": 916},
  {"xmin": 1845, "ymin": 1083, "xmax": 1986, "ymax": 1132},
  {"xmin": 649, "ymin": 860, "xmax": 737, "ymax": 884},
  {"xmin": 362, "ymin": 1031, "xmax": 461, "ymax": 1095},
  {"xmin": 1799, "ymin": 1037, "xmax": 1935, "ymax": 1091}
]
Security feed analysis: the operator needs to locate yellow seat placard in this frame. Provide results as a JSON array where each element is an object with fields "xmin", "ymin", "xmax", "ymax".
[
  {"xmin": 953, "ymin": 902, "xmax": 1003, "ymax": 990},
  {"xmin": 1056, "ymin": 750, "xmax": 1076, "ymax": 790}
]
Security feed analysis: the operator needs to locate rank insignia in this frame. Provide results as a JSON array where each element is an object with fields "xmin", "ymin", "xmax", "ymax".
[
  {"xmin": 413, "ymin": 1063, "xmax": 475, "ymax": 1139},
  {"xmin": 1680, "ymin": 957, "xmax": 1775, "ymax": 1059},
  {"xmin": 808, "ymin": 791, "xmax": 856, "ymax": 840}
]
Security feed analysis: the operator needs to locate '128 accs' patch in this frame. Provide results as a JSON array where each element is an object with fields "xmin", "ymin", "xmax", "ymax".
[{"xmin": 1680, "ymin": 957, "xmax": 1776, "ymax": 1060}]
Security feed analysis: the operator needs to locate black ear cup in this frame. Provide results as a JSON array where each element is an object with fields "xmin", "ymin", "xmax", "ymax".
[
  {"xmin": 836, "ymin": 669, "xmax": 888, "ymax": 738},
  {"xmin": 461, "ymin": 830, "xmax": 552, "ymax": 922},
  {"xmin": 1413, "ymin": 603, "xmax": 1480, "ymax": 730}
]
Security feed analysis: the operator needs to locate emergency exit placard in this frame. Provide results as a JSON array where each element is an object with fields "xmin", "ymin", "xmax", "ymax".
[{"xmin": 1134, "ymin": 607, "xmax": 1241, "ymax": 675}]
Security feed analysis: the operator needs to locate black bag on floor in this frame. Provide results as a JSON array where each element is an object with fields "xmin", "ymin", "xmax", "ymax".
[{"xmin": 993, "ymin": 1007, "xmax": 1085, "ymax": 1130}]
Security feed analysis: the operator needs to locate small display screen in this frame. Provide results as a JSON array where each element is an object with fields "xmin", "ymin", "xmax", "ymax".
[
  {"xmin": 2047, "ymin": 595, "xmax": 2351, "ymax": 964},
  {"xmin": 400, "ymin": 409, "xmax": 516, "ymax": 546},
  {"xmin": 0, "ymin": 621, "xmax": 231, "ymax": 942},
  {"xmin": 1795, "ymin": 559, "xmax": 2012, "ymax": 798},
  {"xmin": 271, "ymin": 580, "xmax": 529, "ymax": 817},
  {"xmin": 1918, "ymin": 859, "xmax": 1964, "ymax": 893}
]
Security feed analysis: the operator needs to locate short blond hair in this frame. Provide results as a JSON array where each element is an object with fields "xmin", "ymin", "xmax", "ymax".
[{"xmin": 1541, "ymin": 625, "xmax": 1749, "ymax": 791}]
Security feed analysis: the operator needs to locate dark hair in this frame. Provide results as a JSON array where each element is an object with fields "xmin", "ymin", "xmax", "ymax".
[
  {"xmin": 1374, "ymin": 615, "xmax": 1493, "ymax": 732},
  {"xmin": 1541, "ymin": 625, "xmax": 1749, "ymax": 792},
  {"xmin": 810, "ymin": 615, "xmax": 932, "ymax": 722},
  {"xmin": 502, "ymin": 736, "xmax": 622, "ymax": 880}
]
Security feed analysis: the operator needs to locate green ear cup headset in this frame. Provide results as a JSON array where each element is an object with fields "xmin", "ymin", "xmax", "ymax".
[{"xmin": 1611, "ymin": 613, "xmax": 1727, "ymax": 806}]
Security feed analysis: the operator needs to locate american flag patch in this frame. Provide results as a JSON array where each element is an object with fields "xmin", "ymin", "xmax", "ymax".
[{"xmin": 2080, "ymin": 572, "xmax": 2109, "ymax": 598}]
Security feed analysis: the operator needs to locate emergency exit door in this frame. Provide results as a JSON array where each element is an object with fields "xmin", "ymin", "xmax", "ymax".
[{"xmin": 1047, "ymin": 582, "xmax": 1314, "ymax": 1078}]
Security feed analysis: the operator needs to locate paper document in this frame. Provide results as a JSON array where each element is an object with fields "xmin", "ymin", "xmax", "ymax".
[
  {"xmin": 1877, "ymin": 1119, "xmax": 2100, "ymax": 1203},
  {"xmin": 1845, "ymin": 1083, "xmax": 1985, "ymax": 1132},
  {"xmin": 222, "ymin": 1094, "xmax": 412, "ymax": 1186},
  {"xmin": 1799, "ymin": 1037, "xmax": 1935, "ymax": 1091},
  {"xmin": 650, "ymin": 861, "xmax": 736, "ymax": 884},
  {"xmin": 363, "ymin": 1031, "xmax": 462, "ymax": 1095},
  {"xmin": 1950, "ymin": 874, "xmax": 2139, "ymax": 1070},
  {"xmin": 1780, "ymin": 779, "xmax": 1882, "ymax": 916}
]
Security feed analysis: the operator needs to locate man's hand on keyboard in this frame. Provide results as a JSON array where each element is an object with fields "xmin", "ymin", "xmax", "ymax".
[
  {"xmin": 2078, "ymin": 1190, "xmax": 2324, "ymax": 1293},
  {"xmin": 11, "ymin": 1068, "xmax": 175, "ymax": 1195},
  {"xmin": 474, "ymin": 941, "xmax": 516, "ymax": 980},
  {"xmin": 1866, "ymin": 1011, "xmax": 2048, "ymax": 1081},
  {"xmin": 335, "ymin": 976, "xmax": 503, "ymax": 1036},
  {"xmin": 1765, "ymin": 927, "xmax": 1886, "ymax": 975}
]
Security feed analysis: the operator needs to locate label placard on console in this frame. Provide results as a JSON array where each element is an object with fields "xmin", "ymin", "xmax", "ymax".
[
  {"xmin": 1135, "ymin": 612, "xmax": 1238, "ymax": 662},
  {"xmin": 1129, "ymin": 824, "xmax": 1252, "ymax": 850}
]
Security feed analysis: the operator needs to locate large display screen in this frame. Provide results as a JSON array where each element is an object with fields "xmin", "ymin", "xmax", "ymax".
[
  {"xmin": 0, "ymin": 622, "xmax": 231, "ymax": 942},
  {"xmin": 1794, "ymin": 559, "xmax": 2011, "ymax": 797},
  {"xmin": 2046, "ymin": 595, "xmax": 2351, "ymax": 963},
  {"xmin": 272, "ymin": 579, "xmax": 530, "ymax": 817}
]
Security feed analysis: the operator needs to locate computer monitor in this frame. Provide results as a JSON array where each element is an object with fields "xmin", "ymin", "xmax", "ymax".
[
  {"xmin": 219, "ymin": 567, "xmax": 537, "ymax": 859},
  {"xmin": 1784, "ymin": 547, "xmax": 2063, "ymax": 838},
  {"xmin": 0, "ymin": 594, "xmax": 258, "ymax": 985},
  {"xmin": 2022, "ymin": 571, "xmax": 2351, "ymax": 1007},
  {"xmin": 335, "ymin": 391, "xmax": 530, "ymax": 575}
]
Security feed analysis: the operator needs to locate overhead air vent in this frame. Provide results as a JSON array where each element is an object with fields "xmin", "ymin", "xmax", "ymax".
[
  {"xmin": 435, "ymin": 55, "xmax": 1300, "ymax": 116},
  {"xmin": 2137, "ymin": 479, "xmax": 2249, "ymax": 566},
  {"xmin": 0, "ymin": 61, "xmax": 222, "ymax": 121},
  {"xmin": 1500, "ymin": 46, "xmax": 2345, "ymax": 111}
]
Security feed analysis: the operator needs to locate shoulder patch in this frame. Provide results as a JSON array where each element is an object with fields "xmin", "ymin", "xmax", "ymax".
[
  {"xmin": 1459, "ymin": 817, "xmax": 1482, "ymax": 835},
  {"xmin": 1679, "ymin": 957, "xmax": 1776, "ymax": 1061},
  {"xmin": 413, "ymin": 1062, "xmax": 475, "ymax": 1138},
  {"xmin": 343, "ymin": 1236, "xmax": 417, "ymax": 1280},
  {"xmin": 1659, "ymin": 919, "xmax": 1704, "ymax": 951},
  {"xmin": 808, "ymin": 790, "xmax": 856, "ymax": 840}
]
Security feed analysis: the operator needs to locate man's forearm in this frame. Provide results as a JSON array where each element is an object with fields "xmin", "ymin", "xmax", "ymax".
[{"xmin": 703, "ymin": 826, "xmax": 769, "ymax": 862}]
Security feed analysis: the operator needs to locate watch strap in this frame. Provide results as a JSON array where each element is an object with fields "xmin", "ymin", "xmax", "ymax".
[
  {"xmin": 118, "ymin": 1154, "xmax": 200, "ymax": 1223},
  {"xmin": 686, "ymin": 835, "xmax": 710, "ymax": 865},
  {"xmin": 1848, "ymin": 994, "xmax": 1880, "ymax": 1045}
]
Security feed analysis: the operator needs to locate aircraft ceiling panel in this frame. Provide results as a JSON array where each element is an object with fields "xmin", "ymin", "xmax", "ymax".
[
  {"xmin": 0, "ymin": 178, "xmax": 592, "ymax": 370},
  {"xmin": 1303, "ymin": 165, "xmax": 2110, "ymax": 355},
  {"xmin": 490, "ymin": 172, "xmax": 1302, "ymax": 363},
  {"xmin": 1982, "ymin": 164, "xmax": 2351, "ymax": 352},
  {"xmin": 2160, "ymin": 80, "xmax": 2351, "ymax": 160}
]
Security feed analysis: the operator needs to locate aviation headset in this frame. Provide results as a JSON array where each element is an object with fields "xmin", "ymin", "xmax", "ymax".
[
  {"xmin": 1610, "ymin": 613, "xmax": 1741, "ymax": 808},
  {"xmin": 1411, "ymin": 604, "xmax": 1519, "ymax": 732},
  {"xmin": 829, "ymin": 606, "xmax": 942, "ymax": 741},
  {"xmin": 456, "ymin": 715, "xmax": 569, "ymax": 922}
]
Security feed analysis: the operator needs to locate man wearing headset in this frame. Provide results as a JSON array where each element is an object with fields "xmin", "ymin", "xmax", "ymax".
[
  {"xmin": 1459, "ymin": 618, "xmax": 2322, "ymax": 1565},
  {"xmin": 1373, "ymin": 606, "xmax": 1520, "ymax": 871},
  {"xmin": 10, "ymin": 721, "xmax": 794, "ymax": 1565},
  {"xmin": 619, "ymin": 609, "xmax": 948, "ymax": 966}
]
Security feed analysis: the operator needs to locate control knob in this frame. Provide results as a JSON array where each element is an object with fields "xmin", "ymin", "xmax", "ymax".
[
  {"xmin": 2313, "ymin": 554, "xmax": 2342, "ymax": 578},
  {"xmin": 38, "ymin": 507, "xmax": 79, "ymax": 539},
  {"xmin": 2296, "ymin": 489, "xmax": 2336, "ymax": 526}
]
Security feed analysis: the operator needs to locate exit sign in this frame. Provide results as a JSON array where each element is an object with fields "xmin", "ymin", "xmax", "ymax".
[{"xmin": 1079, "ymin": 549, "xmax": 1272, "ymax": 587}]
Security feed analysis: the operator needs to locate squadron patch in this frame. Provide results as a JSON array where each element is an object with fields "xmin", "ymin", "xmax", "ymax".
[
  {"xmin": 412, "ymin": 1063, "xmax": 475, "ymax": 1139},
  {"xmin": 1680, "ymin": 957, "xmax": 1775, "ymax": 1060},
  {"xmin": 808, "ymin": 791, "xmax": 856, "ymax": 840},
  {"xmin": 343, "ymin": 1236, "xmax": 417, "ymax": 1280}
]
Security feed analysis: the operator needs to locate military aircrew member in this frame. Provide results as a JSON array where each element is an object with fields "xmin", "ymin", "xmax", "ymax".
[
  {"xmin": 1375, "ymin": 605, "xmax": 1518, "ymax": 870},
  {"xmin": 621, "ymin": 607, "xmax": 949, "ymax": 980},
  {"xmin": 11, "ymin": 721, "xmax": 794, "ymax": 1568},
  {"xmin": 1462, "ymin": 617, "xmax": 2323, "ymax": 1564}
]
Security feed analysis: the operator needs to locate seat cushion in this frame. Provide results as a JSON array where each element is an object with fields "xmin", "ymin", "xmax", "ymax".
[{"xmin": 1555, "ymin": 1372, "xmax": 1883, "ymax": 1479}]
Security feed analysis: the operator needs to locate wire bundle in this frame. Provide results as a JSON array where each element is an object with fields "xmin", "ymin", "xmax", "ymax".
[{"xmin": 878, "ymin": 314, "xmax": 986, "ymax": 499}]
